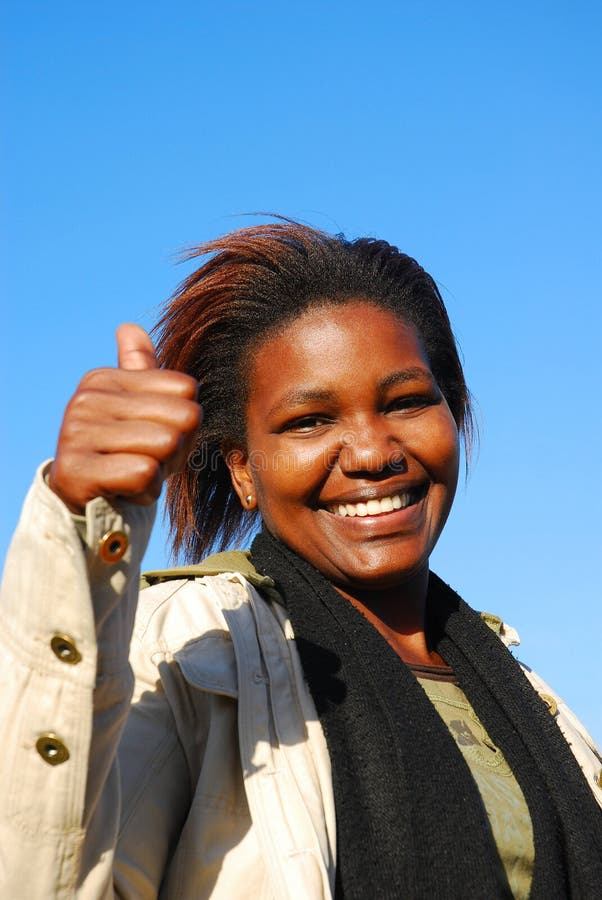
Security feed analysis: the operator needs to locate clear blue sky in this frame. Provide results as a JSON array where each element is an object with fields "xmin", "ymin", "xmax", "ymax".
[{"xmin": 3, "ymin": 1, "xmax": 601, "ymax": 744}]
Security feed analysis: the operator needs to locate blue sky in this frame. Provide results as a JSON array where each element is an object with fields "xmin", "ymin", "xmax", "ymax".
[{"xmin": 3, "ymin": 1, "xmax": 601, "ymax": 743}]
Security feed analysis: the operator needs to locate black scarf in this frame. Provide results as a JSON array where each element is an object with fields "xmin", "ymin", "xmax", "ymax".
[{"xmin": 251, "ymin": 530, "xmax": 602, "ymax": 899}]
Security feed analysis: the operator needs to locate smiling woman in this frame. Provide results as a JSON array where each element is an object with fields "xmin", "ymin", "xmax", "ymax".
[
  {"xmin": 229, "ymin": 304, "xmax": 459, "ymax": 605},
  {"xmin": 1, "ymin": 221, "xmax": 602, "ymax": 899}
]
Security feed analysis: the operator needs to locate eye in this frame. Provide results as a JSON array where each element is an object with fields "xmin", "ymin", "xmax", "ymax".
[
  {"xmin": 281, "ymin": 415, "xmax": 333, "ymax": 434},
  {"xmin": 387, "ymin": 392, "xmax": 439, "ymax": 414}
]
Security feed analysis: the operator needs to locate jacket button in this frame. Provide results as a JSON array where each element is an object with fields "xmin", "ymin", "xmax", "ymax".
[
  {"xmin": 50, "ymin": 634, "xmax": 81, "ymax": 664},
  {"xmin": 36, "ymin": 734, "xmax": 70, "ymax": 766},
  {"xmin": 595, "ymin": 769, "xmax": 602, "ymax": 789},
  {"xmin": 99, "ymin": 530, "xmax": 128, "ymax": 563},
  {"xmin": 539, "ymin": 693, "xmax": 558, "ymax": 716}
]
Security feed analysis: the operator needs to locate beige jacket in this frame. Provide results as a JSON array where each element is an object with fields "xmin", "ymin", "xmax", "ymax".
[{"xmin": 1, "ymin": 465, "xmax": 601, "ymax": 899}]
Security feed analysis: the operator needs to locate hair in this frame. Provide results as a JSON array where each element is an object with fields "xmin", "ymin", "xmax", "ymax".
[{"xmin": 154, "ymin": 220, "xmax": 475, "ymax": 562}]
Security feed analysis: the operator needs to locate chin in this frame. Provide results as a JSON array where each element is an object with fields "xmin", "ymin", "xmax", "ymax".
[{"xmin": 331, "ymin": 555, "xmax": 430, "ymax": 593}]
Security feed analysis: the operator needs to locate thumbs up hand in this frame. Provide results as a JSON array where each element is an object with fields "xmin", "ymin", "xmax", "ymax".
[{"xmin": 48, "ymin": 324, "xmax": 201, "ymax": 514}]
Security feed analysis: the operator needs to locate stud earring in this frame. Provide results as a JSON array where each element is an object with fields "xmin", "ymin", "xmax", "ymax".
[{"xmin": 245, "ymin": 494, "xmax": 254, "ymax": 507}]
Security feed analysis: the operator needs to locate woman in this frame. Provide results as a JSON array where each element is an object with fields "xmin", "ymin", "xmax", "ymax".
[{"xmin": 1, "ymin": 222, "xmax": 601, "ymax": 899}]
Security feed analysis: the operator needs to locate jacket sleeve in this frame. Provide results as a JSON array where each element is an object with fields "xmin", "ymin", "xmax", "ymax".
[{"xmin": 0, "ymin": 463, "xmax": 160, "ymax": 898}]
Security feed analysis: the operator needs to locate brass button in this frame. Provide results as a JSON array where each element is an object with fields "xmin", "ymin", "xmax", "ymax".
[
  {"xmin": 539, "ymin": 693, "xmax": 558, "ymax": 716},
  {"xmin": 36, "ymin": 733, "xmax": 69, "ymax": 766},
  {"xmin": 595, "ymin": 769, "xmax": 602, "ymax": 789},
  {"xmin": 50, "ymin": 634, "xmax": 81, "ymax": 665},
  {"xmin": 99, "ymin": 529, "xmax": 128, "ymax": 563}
]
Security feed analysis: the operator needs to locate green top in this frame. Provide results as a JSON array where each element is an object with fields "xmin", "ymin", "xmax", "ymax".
[{"xmin": 417, "ymin": 676, "xmax": 534, "ymax": 898}]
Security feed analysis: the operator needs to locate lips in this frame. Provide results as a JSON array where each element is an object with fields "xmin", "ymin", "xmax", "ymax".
[{"xmin": 327, "ymin": 484, "xmax": 427, "ymax": 518}]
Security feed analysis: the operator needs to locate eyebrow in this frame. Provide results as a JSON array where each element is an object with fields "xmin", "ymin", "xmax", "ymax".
[
  {"xmin": 268, "ymin": 368, "xmax": 435, "ymax": 416},
  {"xmin": 268, "ymin": 388, "xmax": 337, "ymax": 416},
  {"xmin": 378, "ymin": 367, "xmax": 435, "ymax": 389}
]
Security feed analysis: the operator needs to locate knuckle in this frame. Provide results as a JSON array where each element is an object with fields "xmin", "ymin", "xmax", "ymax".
[
  {"xmin": 134, "ymin": 456, "xmax": 162, "ymax": 486},
  {"xmin": 166, "ymin": 370, "xmax": 199, "ymax": 397},
  {"xmin": 78, "ymin": 367, "xmax": 112, "ymax": 390},
  {"xmin": 56, "ymin": 413, "xmax": 87, "ymax": 452},
  {"xmin": 180, "ymin": 403, "xmax": 202, "ymax": 431},
  {"xmin": 58, "ymin": 419, "xmax": 85, "ymax": 446},
  {"xmin": 156, "ymin": 429, "xmax": 181, "ymax": 460},
  {"xmin": 67, "ymin": 386, "xmax": 103, "ymax": 415}
]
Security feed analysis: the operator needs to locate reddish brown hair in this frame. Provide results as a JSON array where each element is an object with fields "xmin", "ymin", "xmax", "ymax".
[{"xmin": 155, "ymin": 221, "xmax": 474, "ymax": 561}]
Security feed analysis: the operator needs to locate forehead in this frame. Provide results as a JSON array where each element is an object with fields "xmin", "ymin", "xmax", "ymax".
[{"xmin": 246, "ymin": 301, "xmax": 432, "ymax": 404}]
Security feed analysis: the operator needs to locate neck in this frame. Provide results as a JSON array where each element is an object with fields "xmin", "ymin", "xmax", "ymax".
[{"xmin": 334, "ymin": 566, "xmax": 446, "ymax": 667}]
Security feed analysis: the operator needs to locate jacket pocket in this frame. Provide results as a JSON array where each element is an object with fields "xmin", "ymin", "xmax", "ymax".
[{"xmin": 175, "ymin": 633, "xmax": 238, "ymax": 699}]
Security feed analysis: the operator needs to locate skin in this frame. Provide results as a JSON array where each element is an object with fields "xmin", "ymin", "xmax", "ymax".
[
  {"xmin": 227, "ymin": 302, "xmax": 460, "ymax": 666},
  {"xmin": 49, "ymin": 324, "xmax": 201, "ymax": 514}
]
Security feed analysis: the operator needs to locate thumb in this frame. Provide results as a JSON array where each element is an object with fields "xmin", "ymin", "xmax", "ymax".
[{"xmin": 116, "ymin": 323, "xmax": 158, "ymax": 371}]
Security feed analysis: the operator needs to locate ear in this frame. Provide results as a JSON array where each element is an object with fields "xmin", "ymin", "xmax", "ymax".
[{"xmin": 223, "ymin": 445, "xmax": 257, "ymax": 511}]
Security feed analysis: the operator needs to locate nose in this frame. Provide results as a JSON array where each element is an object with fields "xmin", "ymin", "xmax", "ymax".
[{"xmin": 338, "ymin": 419, "xmax": 406, "ymax": 475}]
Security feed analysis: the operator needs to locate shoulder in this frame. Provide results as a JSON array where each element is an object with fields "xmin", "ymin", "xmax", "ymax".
[
  {"xmin": 135, "ymin": 550, "xmax": 280, "ymax": 652},
  {"xmin": 518, "ymin": 659, "xmax": 602, "ymax": 801},
  {"xmin": 484, "ymin": 611, "xmax": 601, "ymax": 756},
  {"xmin": 131, "ymin": 554, "xmax": 280, "ymax": 697},
  {"xmin": 134, "ymin": 572, "xmax": 241, "ymax": 653},
  {"xmin": 130, "ymin": 574, "xmax": 246, "ymax": 702},
  {"xmin": 481, "ymin": 611, "xmax": 602, "ymax": 804}
]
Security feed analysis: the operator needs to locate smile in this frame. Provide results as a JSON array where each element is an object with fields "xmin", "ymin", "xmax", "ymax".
[{"xmin": 328, "ymin": 486, "xmax": 427, "ymax": 518}]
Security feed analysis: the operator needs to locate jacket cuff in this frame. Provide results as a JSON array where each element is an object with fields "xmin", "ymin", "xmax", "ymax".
[{"xmin": 2, "ymin": 460, "xmax": 156, "ymax": 679}]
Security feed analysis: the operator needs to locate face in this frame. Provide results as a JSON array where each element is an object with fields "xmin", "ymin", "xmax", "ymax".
[{"xmin": 228, "ymin": 302, "xmax": 460, "ymax": 593}]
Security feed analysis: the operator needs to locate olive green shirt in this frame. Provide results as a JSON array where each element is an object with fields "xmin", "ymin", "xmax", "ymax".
[{"xmin": 418, "ymin": 676, "xmax": 534, "ymax": 899}]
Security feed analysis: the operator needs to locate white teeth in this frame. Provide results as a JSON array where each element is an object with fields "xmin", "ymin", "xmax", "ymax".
[{"xmin": 329, "ymin": 490, "xmax": 420, "ymax": 518}]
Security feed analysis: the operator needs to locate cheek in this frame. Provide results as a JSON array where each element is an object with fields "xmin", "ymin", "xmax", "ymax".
[
  {"xmin": 404, "ymin": 412, "xmax": 460, "ymax": 482},
  {"xmin": 249, "ymin": 439, "xmax": 334, "ymax": 505},
  {"xmin": 434, "ymin": 424, "xmax": 460, "ymax": 481}
]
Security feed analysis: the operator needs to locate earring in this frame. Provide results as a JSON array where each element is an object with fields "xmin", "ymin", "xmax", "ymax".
[{"xmin": 245, "ymin": 494, "xmax": 254, "ymax": 507}]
